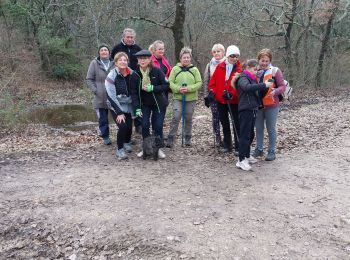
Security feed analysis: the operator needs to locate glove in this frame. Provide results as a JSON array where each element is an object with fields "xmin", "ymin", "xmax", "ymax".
[
  {"xmin": 146, "ymin": 84, "xmax": 154, "ymax": 92},
  {"xmin": 223, "ymin": 91, "xmax": 233, "ymax": 101},
  {"xmin": 135, "ymin": 109, "xmax": 142, "ymax": 117},
  {"xmin": 204, "ymin": 97, "xmax": 210, "ymax": 108},
  {"xmin": 265, "ymin": 78, "xmax": 274, "ymax": 88}
]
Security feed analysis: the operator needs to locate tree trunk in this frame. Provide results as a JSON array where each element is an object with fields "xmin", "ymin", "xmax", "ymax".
[
  {"xmin": 170, "ymin": 0, "xmax": 186, "ymax": 60},
  {"xmin": 315, "ymin": 0, "xmax": 340, "ymax": 88}
]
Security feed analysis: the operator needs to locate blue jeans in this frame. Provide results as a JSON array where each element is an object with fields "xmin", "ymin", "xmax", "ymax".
[
  {"xmin": 142, "ymin": 105, "xmax": 165, "ymax": 140},
  {"xmin": 96, "ymin": 108, "xmax": 109, "ymax": 138},
  {"xmin": 255, "ymin": 106, "xmax": 279, "ymax": 153}
]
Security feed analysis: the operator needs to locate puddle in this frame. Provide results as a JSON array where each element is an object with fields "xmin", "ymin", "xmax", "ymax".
[{"xmin": 27, "ymin": 104, "xmax": 98, "ymax": 131}]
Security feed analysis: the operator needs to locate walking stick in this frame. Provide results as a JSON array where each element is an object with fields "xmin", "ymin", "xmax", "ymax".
[
  {"xmin": 181, "ymin": 83, "xmax": 187, "ymax": 147},
  {"xmin": 224, "ymin": 90, "xmax": 239, "ymax": 146}
]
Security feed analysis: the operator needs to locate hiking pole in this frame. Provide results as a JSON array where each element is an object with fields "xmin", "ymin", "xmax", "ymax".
[
  {"xmin": 181, "ymin": 83, "xmax": 187, "ymax": 147},
  {"xmin": 224, "ymin": 90, "xmax": 239, "ymax": 147}
]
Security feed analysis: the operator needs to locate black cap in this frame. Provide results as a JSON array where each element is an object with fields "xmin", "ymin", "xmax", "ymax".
[{"xmin": 134, "ymin": 49, "xmax": 152, "ymax": 57}]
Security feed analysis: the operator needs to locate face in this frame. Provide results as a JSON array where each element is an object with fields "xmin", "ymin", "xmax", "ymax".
[
  {"xmin": 212, "ymin": 48, "xmax": 224, "ymax": 60},
  {"xmin": 259, "ymin": 55, "xmax": 271, "ymax": 69},
  {"xmin": 99, "ymin": 47, "xmax": 110, "ymax": 59},
  {"xmin": 123, "ymin": 32, "xmax": 135, "ymax": 46},
  {"xmin": 246, "ymin": 65, "xmax": 259, "ymax": 76},
  {"xmin": 115, "ymin": 55, "xmax": 128, "ymax": 70},
  {"xmin": 227, "ymin": 54, "xmax": 239, "ymax": 64},
  {"xmin": 137, "ymin": 56, "xmax": 151, "ymax": 69},
  {"xmin": 153, "ymin": 44, "xmax": 165, "ymax": 58},
  {"xmin": 180, "ymin": 53, "xmax": 191, "ymax": 66}
]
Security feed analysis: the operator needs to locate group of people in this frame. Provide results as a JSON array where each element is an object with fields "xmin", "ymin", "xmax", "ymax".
[{"xmin": 86, "ymin": 28, "xmax": 286, "ymax": 171}]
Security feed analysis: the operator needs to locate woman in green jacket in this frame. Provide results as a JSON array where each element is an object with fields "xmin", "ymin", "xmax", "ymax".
[{"xmin": 165, "ymin": 47, "xmax": 202, "ymax": 147}]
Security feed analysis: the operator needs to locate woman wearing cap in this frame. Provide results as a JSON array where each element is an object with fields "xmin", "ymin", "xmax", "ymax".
[
  {"xmin": 165, "ymin": 47, "xmax": 202, "ymax": 147},
  {"xmin": 208, "ymin": 45, "xmax": 242, "ymax": 154},
  {"xmin": 105, "ymin": 52, "xmax": 137, "ymax": 160},
  {"xmin": 253, "ymin": 48, "xmax": 286, "ymax": 161},
  {"xmin": 130, "ymin": 49, "xmax": 170, "ymax": 159},
  {"xmin": 86, "ymin": 44, "xmax": 115, "ymax": 145},
  {"xmin": 203, "ymin": 43, "xmax": 226, "ymax": 148}
]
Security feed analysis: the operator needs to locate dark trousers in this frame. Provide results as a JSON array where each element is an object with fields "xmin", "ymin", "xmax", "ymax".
[
  {"xmin": 142, "ymin": 105, "xmax": 165, "ymax": 140},
  {"xmin": 238, "ymin": 110, "xmax": 256, "ymax": 161},
  {"xmin": 152, "ymin": 106, "xmax": 167, "ymax": 142},
  {"xmin": 96, "ymin": 108, "xmax": 109, "ymax": 138},
  {"xmin": 111, "ymin": 111, "xmax": 132, "ymax": 149},
  {"xmin": 217, "ymin": 102, "xmax": 240, "ymax": 150}
]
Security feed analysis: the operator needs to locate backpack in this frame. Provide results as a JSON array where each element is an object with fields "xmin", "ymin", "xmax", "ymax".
[
  {"xmin": 174, "ymin": 65, "xmax": 195, "ymax": 81},
  {"xmin": 271, "ymin": 67, "xmax": 293, "ymax": 102}
]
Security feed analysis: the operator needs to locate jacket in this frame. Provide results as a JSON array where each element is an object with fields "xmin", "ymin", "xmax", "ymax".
[
  {"xmin": 258, "ymin": 65, "xmax": 286, "ymax": 108},
  {"xmin": 208, "ymin": 60, "xmax": 242, "ymax": 105},
  {"xmin": 111, "ymin": 40, "xmax": 142, "ymax": 70},
  {"xmin": 130, "ymin": 66, "xmax": 170, "ymax": 112},
  {"xmin": 105, "ymin": 67, "xmax": 137, "ymax": 115},
  {"xmin": 168, "ymin": 63, "xmax": 202, "ymax": 102},
  {"xmin": 151, "ymin": 55, "xmax": 172, "ymax": 79},
  {"xmin": 86, "ymin": 57, "xmax": 114, "ymax": 109},
  {"xmin": 236, "ymin": 72, "xmax": 266, "ymax": 112}
]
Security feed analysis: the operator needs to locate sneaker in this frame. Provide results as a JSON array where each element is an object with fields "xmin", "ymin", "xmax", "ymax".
[
  {"xmin": 265, "ymin": 152, "xmax": 276, "ymax": 161},
  {"xmin": 235, "ymin": 158, "xmax": 252, "ymax": 171},
  {"xmin": 137, "ymin": 150, "xmax": 143, "ymax": 158},
  {"xmin": 221, "ymin": 147, "xmax": 233, "ymax": 153},
  {"xmin": 247, "ymin": 156, "xmax": 258, "ymax": 164},
  {"xmin": 252, "ymin": 149, "xmax": 264, "ymax": 158},
  {"xmin": 123, "ymin": 142, "xmax": 132, "ymax": 153},
  {"xmin": 103, "ymin": 137, "xmax": 111, "ymax": 145},
  {"xmin": 116, "ymin": 148, "xmax": 128, "ymax": 160},
  {"xmin": 158, "ymin": 149, "xmax": 166, "ymax": 159},
  {"xmin": 233, "ymin": 149, "xmax": 239, "ymax": 156}
]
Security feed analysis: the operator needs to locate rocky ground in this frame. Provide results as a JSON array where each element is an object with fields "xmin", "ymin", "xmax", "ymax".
[{"xmin": 1, "ymin": 88, "xmax": 350, "ymax": 259}]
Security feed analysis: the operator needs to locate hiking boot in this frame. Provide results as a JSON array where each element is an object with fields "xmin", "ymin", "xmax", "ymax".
[
  {"xmin": 265, "ymin": 151, "xmax": 276, "ymax": 161},
  {"xmin": 165, "ymin": 136, "xmax": 174, "ymax": 148},
  {"xmin": 185, "ymin": 135, "xmax": 192, "ymax": 147},
  {"xmin": 233, "ymin": 149, "xmax": 239, "ymax": 156},
  {"xmin": 116, "ymin": 148, "xmax": 128, "ymax": 160},
  {"xmin": 123, "ymin": 142, "xmax": 132, "ymax": 153},
  {"xmin": 158, "ymin": 149, "xmax": 166, "ymax": 159},
  {"xmin": 236, "ymin": 158, "xmax": 252, "ymax": 171},
  {"xmin": 247, "ymin": 156, "xmax": 258, "ymax": 164},
  {"xmin": 252, "ymin": 149, "xmax": 264, "ymax": 158},
  {"xmin": 103, "ymin": 137, "xmax": 111, "ymax": 145},
  {"xmin": 137, "ymin": 150, "xmax": 143, "ymax": 158}
]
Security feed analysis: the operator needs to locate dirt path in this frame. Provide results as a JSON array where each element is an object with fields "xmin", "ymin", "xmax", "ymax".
[{"xmin": 1, "ymin": 95, "xmax": 350, "ymax": 259}]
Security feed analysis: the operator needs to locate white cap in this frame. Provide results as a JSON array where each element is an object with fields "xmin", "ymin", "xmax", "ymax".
[{"xmin": 226, "ymin": 45, "xmax": 240, "ymax": 57}]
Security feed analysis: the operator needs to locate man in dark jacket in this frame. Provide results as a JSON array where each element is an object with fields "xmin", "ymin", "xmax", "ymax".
[
  {"xmin": 111, "ymin": 28, "xmax": 142, "ymax": 70},
  {"xmin": 111, "ymin": 28, "xmax": 143, "ymax": 133}
]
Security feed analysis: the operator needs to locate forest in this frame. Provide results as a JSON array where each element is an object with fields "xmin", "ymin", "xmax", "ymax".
[{"xmin": 1, "ymin": 0, "xmax": 349, "ymax": 88}]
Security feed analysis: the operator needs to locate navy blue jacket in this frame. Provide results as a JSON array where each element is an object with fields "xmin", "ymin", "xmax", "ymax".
[
  {"xmin": 236, "ymin": 72, "xmax": 266, "ymax": 112},
  {"xmin": 111, "ymin": 41, "xmax": 142, "ymax": 70}
]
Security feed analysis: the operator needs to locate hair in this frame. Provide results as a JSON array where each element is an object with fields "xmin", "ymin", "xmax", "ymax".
[
  {"xmin": 179, "ymin": 46, "xmax": 192, "ymax": 59},
  {"xmin": 149, "ymin": 40, "xmax": 165, "ymax": 53},
  {"xmin": 231, "ymin": 59, "xmax": 259, "ymax": 89},
  {"xmin": 257, "ymin": 48, "xmax": 273, "ymax": 62},
  {"xmin": 242, "ymin": 59, "xmax": 259, "ymax": 70},
  {"xmin": 122, "ymin": 28, "xmax": 136, "ymax": 38},
  {"xmin": 114, "ymin": 52, "xmax": 129, "ymax": 63},
  {"xmin": 211, "ymin": 43, "xmax": 225, "ymax": 53}
]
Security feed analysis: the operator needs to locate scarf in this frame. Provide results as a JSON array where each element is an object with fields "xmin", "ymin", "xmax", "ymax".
[
  {"xmin": 100, "ymin": 58, "xmax": 110, "ymax": 71},
  {"xmin": 225, "ymin": 60, "xmax": 236, "ymax": 81},
  {"xmin": 244, "ymin": 70, "xmax": 256, "ymax": 81},
  {"xmin": 140, "ymin": 67, "xmax": 151, "ymax": 87}
]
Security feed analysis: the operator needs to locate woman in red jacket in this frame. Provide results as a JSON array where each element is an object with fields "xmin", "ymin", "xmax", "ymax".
[{"xmin": 208, "ymin": 45, "xmax": 242, "ymax": 154}]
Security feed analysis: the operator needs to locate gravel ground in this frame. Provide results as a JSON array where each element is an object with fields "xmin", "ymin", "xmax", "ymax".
[{"xmin": 1, "ymin": 90, "xmax": 350, "ymax": 259}]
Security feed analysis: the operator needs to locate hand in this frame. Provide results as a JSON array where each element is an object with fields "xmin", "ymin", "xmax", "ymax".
[
  {"xmin": 265, "ymin": 81, "xmax": 274, "ymax": 88},
  {"xmin": 135, "ymin": 109, "xmax": 142, "ymax": 117},
  {"xmin": 180, "ymin": 87, "xmax": 188, "ymax": 94},
  {"xmin": 269, "ymin": 89, "xmax": 276, "ymax": 97},
  {"xmin": 223, "ymin": 91, "xmax": 233, "ymax": 100},
  {"xmin": 116, "ymin": 114, "xmax": 126, "ymax": 124}
]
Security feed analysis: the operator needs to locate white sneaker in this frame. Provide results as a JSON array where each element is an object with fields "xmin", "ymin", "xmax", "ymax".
[
  {"xmin": 236, "ymin": 158, "xmax": 252, "ymax": 171},
  {"xmin": 158, "ymin": 149, "xmax": 166, "ymax": 159},
  {"xmin": 137, "ymin": 151, "xmax": 143, "ymax": 158},
  {"xmin": 247, "ymin": 156, "xmax": 258, "ymax": 164}
]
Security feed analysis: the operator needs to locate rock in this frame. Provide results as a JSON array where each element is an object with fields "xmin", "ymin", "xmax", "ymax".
[{"xmin": 69, "ymin": 254, "xmax": 77, "ymax": 260}]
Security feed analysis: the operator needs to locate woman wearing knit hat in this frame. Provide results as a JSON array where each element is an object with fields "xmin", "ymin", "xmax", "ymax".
[
  {"xmin": 86, "ymin": 44, "xmax": 114, "ymax": 145},
  {"xmin": 208, "ymin": 45, "xmax": 242, "ymax": 155}
]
